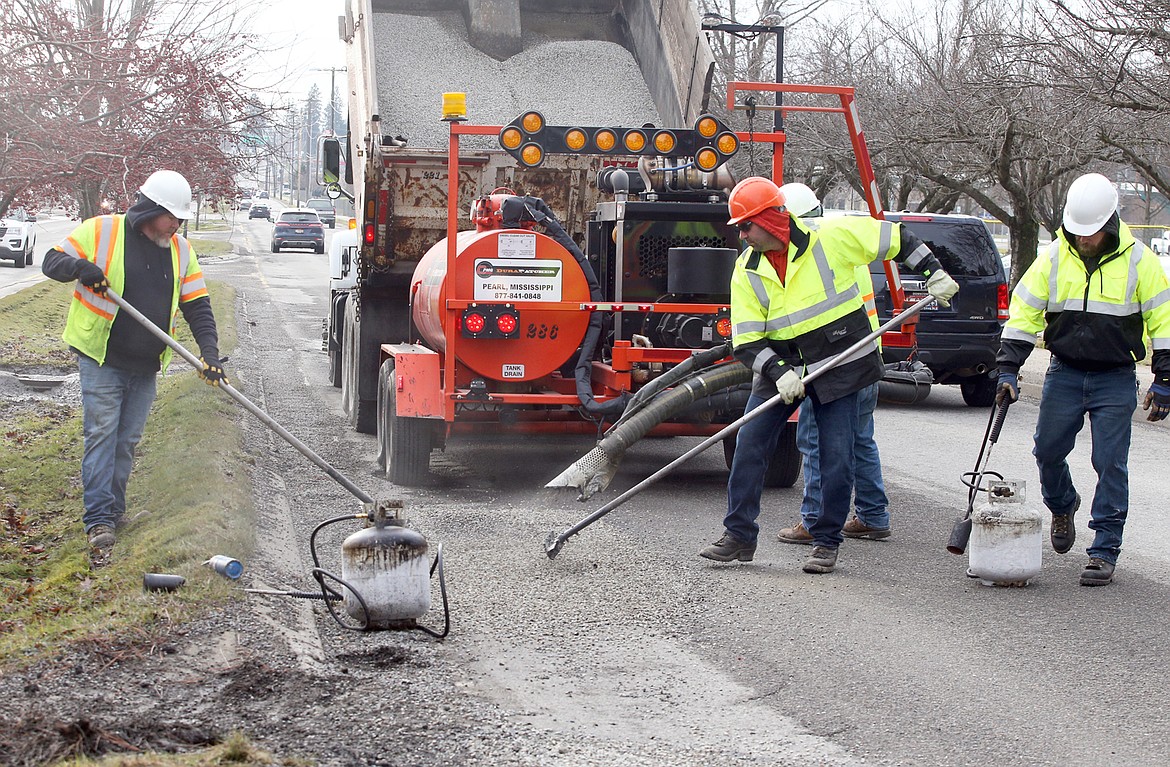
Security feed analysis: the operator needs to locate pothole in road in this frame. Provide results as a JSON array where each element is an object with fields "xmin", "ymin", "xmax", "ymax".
[{"xmin": 0, "ymin": 369, "xmax": 79, "ymax": 405}]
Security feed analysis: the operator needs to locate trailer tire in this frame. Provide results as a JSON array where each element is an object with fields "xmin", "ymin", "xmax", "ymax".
[
  {"xmin": 375, "ymin": 359, "xmax": 392, "ymax": 471},
  {"xmin": 765, "ymin": 423, "xmax": 802, "ymax": 488},
  {"xmin": 722, "ymin": 422, "xmax": 802, "ymax": 489},
  {"xmin": 377, "ymin": 359, "xmax": 431, "ymax": 485}
]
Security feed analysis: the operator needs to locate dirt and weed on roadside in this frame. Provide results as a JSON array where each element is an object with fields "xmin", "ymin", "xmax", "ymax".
[{"xmin": 0, "ymin": 279, "xmax": 275, "ymax": 764}]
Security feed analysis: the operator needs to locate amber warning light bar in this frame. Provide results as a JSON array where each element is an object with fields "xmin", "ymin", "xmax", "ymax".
[{"xmin": 498, "ymin": 111, "xmax": 739, "ymax": 171}]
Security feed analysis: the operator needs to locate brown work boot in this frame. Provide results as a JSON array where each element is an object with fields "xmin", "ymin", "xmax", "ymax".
[
  {"xmin": 842, "ymin": 516, "xmax": 891, "ymax": 540},
  {"xmin": 776, "ymin": 521, "xmax": 814, "ymax": 545}
]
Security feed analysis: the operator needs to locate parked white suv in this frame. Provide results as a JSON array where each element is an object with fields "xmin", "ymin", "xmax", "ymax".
[{"xmin": 0, "ymin": 208, "xmax": 36, "ymax": 268}]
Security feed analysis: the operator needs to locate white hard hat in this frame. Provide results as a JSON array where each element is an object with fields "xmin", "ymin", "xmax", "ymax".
[
  {"xmin": 1062, "ymin": 172, "xmax": 1117, "ymax": 236},
  {"xmin": 778, "ymin": 182, "xmax": 822, "ymax": 218},
  {"xmin": 139, "ymin": 170, "xmax": 193, "ymax": 220}
]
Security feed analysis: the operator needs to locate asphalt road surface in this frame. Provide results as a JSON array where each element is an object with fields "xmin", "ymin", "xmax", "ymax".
[
  {"xmin": 9, "ymin": 217, "xmax": 1167, "ymax": 766},
  {"xmin": 196, "ymin": 218, "xmax": 1170, "ymax": 766}
]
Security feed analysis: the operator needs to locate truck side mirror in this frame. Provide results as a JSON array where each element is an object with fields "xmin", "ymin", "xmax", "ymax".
[{"xmin": 321, "ymin": 136, "xmax": 342, "ymax": 185}]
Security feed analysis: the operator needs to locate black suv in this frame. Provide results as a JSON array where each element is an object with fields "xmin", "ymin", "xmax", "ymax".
[{"xmin": 868, "ymin": 212, "xmax": 1009, "ymax": 406}]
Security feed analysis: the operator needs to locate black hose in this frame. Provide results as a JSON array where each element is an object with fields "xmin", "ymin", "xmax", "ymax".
[
  {"xmin": 415, "ymin": 543, "xmax": 450, "ymax": 639},
  {"xmin": 241, "ymin": 512, "xmax": 451, "ymax": 637},
  {"xmin": 309, "ymin": 514, "xmax": 370, "ymax": 632}
]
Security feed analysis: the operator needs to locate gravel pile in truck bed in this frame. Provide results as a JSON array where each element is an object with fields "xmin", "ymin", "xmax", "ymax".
[{"xmin": 373, "ymin": 11, "xmax": 661, "ymax": 150}]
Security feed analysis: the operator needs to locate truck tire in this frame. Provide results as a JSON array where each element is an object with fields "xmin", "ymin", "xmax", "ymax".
[
  {"xmin": 377, "ymin": 359, "xmax": 431, "ymax": 485},
  {"xmin": 340, "ymin": 299, "xmax": 359, "ymax": 419},
  {"xmin": 347, "ymin": 292, "xmax": 400, "ymax": 436},
  {"xmin": 328, "ymin": 346, "xmax": 342, "ymax": 388},
  {"xmin": 340, "ymin": 299, "xmax": 378, "ymax": 433},
  {"xmin": 721, "ymin": 422, "xmax": 803, "ymax": 489},
  {"xmin": 327, "ymin": 294, "xmax": 347, "ymax": 388},
  {"xmin": 960, "ymin": 376, "xmax": 997, "ymax": 407},
  {"xmin": 14, "ymin": 251, "xmax": 25, "ymax": 269}
]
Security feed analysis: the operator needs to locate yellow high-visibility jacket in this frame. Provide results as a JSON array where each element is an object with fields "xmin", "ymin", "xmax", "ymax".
[
  {"xmin": 998, "ymin": 220, "xmax": 1170, "ymax": 378},
  {"xmin": 731, "ymin": 214, "xmax": 940, "ymax": 402},
  {"xmin": 58, "ymin": 215, "xmax": 208, "ymax": 370}
]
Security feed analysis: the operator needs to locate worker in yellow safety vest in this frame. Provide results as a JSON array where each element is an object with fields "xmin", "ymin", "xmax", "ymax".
[
  {"xmin": 700, "ymin": 177, "xmax": 959, "ymax": 574},
  {"xmin": 995, "ymin": 172, "xmax": 1170, "ymax": 586},
  {"xmin": 770, "ymin": 182, "xmax": 892, "ymax": 547},
  {"xmin": 41, "ymin": 170, "xmax": 228, "ymax": 553}
]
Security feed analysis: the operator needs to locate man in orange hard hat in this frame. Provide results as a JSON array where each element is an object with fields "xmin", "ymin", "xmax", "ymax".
[{"xmin": 701, "ymin": 177, "xmax": 958, "ymax": 573}]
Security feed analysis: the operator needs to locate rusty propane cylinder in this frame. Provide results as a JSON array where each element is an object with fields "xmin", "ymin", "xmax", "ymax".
[
  {"xmin": 341, "ymin": 507, "xmax": 431, "ymax": 629},
  {"xmin": 411, "ymin": 228, "xmax": 591, "ymax": 382}
]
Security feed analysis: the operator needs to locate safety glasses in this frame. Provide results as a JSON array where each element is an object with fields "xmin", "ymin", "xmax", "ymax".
[{"xmin": 736, "ymin": 221, "xmax": 754, "ymax": 233}]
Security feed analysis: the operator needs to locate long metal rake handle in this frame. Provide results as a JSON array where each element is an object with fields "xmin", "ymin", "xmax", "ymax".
[
  {"xmin": 545, "ymin": 295, "xmax": 937, "ymax": 558},
  {"xmin": 106, "ymin": 289, "xmax": 375, "ymax": 504}
]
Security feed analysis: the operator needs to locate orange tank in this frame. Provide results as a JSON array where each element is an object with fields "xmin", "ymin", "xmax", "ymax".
[{"xmin": 411, "ymin": 229, "xmax": 591, "ymax": 382}]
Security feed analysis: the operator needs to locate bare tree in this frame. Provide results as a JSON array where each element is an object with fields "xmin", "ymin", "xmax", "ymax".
[
  {"xmin": 790, "ymin": 0, "xmax": 1119, "ymax": 279},
  {"xmin": 1043, "ymin": 0, "xmax": 1170, "ymax": 234},
  {"xmin": 0, "ymin": 0, "xmax": 265, "ymax": 217}
]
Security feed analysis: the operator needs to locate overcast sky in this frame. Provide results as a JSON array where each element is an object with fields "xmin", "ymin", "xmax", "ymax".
[{"xmin": 242, "ymin": 0, "xmax": 347, "ymax": 105}]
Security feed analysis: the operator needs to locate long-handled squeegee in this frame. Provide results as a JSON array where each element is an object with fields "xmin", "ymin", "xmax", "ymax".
[
  {"xmin": 105, "ymin": 289, "xmax": 374, "ymax": 505},
  {"xmin": 544, "ymin": 295, "xmax": 937, "ymax": 559}
]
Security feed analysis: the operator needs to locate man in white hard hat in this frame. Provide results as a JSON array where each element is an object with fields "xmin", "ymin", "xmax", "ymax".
[
  {"xmin": 41, "ymin": 170, "xmax": 228, "ymax": 552},
  {"xmin": 771, "ymin": 183, "xmax": 892, "ymax": 546},
  {"xmin": 996, "ymin": 172, "xmax": 1170, "ymax": 586}
]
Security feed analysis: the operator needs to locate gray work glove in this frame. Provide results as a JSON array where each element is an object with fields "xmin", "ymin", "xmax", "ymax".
[
  {"xmin": 775, "ymin": 369, "xmax": 805, "ymax": 404},
  {"xmin": 925, "ymin": 270, "xmax": 959, "ymax": 307}
]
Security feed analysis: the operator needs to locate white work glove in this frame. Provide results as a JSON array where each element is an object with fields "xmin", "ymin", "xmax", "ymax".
[
  {"xmin": 925, "ymin": 270, "xmax": 960, "ymax": 307},
  {"xmin": 775, "ymin": 369, "xmax": 805, "ymax": 404}
]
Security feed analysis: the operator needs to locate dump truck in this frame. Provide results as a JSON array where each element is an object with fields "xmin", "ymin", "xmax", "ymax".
[{"xmin": 322, "ymin": 0, "xmax": 909, "ymax": 486}]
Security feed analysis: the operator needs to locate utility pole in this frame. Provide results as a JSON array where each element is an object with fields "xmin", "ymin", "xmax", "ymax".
[{"xmin": 312, "ymin": 67, "xmax": 348, "ymax": 134}]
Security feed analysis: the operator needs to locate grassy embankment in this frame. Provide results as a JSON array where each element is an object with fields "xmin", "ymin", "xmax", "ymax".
[{"xmin": 0, "ymin": 260, "xmax": 252, "ymax": 667}]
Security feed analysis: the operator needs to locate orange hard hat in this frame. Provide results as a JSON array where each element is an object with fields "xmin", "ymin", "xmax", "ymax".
[{"xmin": 727, "ymin": 176, "xmax": 785, "ymax": 224}]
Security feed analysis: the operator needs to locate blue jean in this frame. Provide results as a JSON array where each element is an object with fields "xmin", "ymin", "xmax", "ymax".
[
  {"xmin": 77, "ymin": 355, "xmax": 158, "ymax": 532},
  {"xmin": 1033, "ymin": 358, "xmax": 1138, "ymax": 565},
  {"xmin": 725, "ymin": 389, "xmax": 860, "ymax": 548},
  {"xmin": 798, "ymin": 382, "xmax": 888, "ymax": 528}
]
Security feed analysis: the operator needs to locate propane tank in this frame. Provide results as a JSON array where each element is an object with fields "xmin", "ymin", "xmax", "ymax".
[
  {"xmin": 968, "ymin": 480, "xmax": 1042, "ymax": 587},
  {"xmin": 411, "ymin": 228, "xmax": 592, "ymax": 382},
  {"xmin": 341, "ymin": 501, "xmax": 431, "ymax": 629}
]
